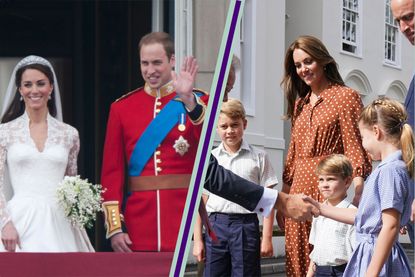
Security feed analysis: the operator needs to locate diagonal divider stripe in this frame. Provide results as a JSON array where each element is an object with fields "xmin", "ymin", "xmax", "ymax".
[{"xmin": 170, "ymin": 1, "xmax": 246, "ymax": 276}]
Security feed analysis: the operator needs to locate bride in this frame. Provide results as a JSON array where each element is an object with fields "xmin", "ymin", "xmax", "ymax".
[{"xmin": 0, "ymin": 55, "xmax": 94, "ymax": 252}]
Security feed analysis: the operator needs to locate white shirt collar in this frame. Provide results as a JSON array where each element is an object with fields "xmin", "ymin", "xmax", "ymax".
[{"xmin": 217, "ymin": 139, "xmax": 250, "ymax": 156}]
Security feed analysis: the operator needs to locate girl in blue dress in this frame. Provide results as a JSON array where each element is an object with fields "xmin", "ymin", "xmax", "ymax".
[{"xmin": 318, "ymin": 97, "xmax": 414, "ymax": 277}]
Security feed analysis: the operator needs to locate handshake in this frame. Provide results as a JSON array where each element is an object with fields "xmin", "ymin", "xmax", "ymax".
[
  {"xmin": 274, "ymin": 192, "xmax": 320, "ymax": 222},
  {"xmin": 204, "ymin": 155, "xmax": 320, "ymax": 222}
]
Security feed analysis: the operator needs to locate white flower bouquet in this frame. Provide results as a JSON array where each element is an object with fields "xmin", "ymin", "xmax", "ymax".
[{"xmin": 56, "ymin": 175, "xmax": 105, "ymax": 229}]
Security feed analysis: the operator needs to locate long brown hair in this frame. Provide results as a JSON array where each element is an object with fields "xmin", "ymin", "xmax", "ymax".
[
  {"xmin": 281, "ymin": 35, "xmax": 344, "ymax": 120},
  {"xmin": 359, "ymin": 97, "xmax": 414, "ymax": 178},
  {"xmin": 1, "ymin": 63, "xmax": 57, "ymax": 123}
]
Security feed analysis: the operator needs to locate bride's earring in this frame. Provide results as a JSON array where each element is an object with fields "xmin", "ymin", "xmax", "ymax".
[
  {"xmin": 48, "ymin": 94, "xmax": 52, "ymax": 100},
  {"xmin": 20, "ymin": 95, "xmax": 23, "ymax": 101}
]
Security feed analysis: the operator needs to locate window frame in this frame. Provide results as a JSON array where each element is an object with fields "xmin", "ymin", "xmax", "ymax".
[
  {"xmin": 233, "ymin": 0, "xmax": 256, "ymax": 116},
  {"xmin": 383, "ymin": 0, "xmax": 402, "ymax": 67},
  {"xmin": 341, "ymin": 0, "xmax": 362, "ymax": 57}
]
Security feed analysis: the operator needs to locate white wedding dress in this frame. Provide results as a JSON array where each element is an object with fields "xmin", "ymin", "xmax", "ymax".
[{"xmin": 0, "ymin": 113, "xmax": 94, "ymax": 252}]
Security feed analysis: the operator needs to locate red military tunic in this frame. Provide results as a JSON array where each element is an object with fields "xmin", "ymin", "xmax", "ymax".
[{"xmin": 101, "ymin": 82, "xmax": 207, "ymax": 251}]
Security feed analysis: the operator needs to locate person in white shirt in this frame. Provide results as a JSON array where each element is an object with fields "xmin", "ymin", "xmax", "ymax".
[
  {"xmin": 307, "ymin": 154, "xmax": 356, "ymax": 277},
  {"xmin": 194, "ymin": 98, "xmax": 278, "ymax": 276}
]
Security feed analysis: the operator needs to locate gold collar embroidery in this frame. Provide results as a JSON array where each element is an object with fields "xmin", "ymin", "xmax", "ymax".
[{"xmin": 144, "ymin": 81, "xmax": 175, "ymax": 98}]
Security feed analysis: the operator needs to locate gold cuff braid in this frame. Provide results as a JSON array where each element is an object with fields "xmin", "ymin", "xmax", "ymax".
[{"xmin": 102, "ymin": 201, "xmax": 123, "ymax": 238}]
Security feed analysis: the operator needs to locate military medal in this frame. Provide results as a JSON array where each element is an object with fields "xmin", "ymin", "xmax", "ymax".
[
  {"xmin": 173, "ymin": 135, "xmax": 190, "ymax": 156},
  {"xmin": 178, "ymin": 113, "xmax": 186, "ymax": 131},
  {"xmin": 178, "ymin": 124, "xmax": 186, "ymax": 132}
]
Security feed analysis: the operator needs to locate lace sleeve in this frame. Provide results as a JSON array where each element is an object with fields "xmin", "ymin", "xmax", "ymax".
[
  {"xmin": 65, "ymin": 127, "xmax": 80, "ymax": 176},
  {"xmin": 0, "ymin": 126, "xmax": 11, "ymax": 229}
]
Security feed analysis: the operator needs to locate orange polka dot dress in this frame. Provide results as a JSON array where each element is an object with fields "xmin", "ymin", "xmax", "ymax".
[{"xmin": 282, "ymin": 84, "xmax": 371, "ymax": 277}]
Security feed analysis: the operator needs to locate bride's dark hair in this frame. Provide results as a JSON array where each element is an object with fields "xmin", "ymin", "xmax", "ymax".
[{"xmin": 1, "ymin": 63, "xmax": 58, "ymax": 123}]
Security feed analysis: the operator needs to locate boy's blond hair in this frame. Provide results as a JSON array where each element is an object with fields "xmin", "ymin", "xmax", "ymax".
[
  {"xmin": 220, "ymin": 98, "xmax": 246, "ymax": 120},
  {"xmin": 316, "ymin": 154, "xmax": 353, "ymax": 179}
]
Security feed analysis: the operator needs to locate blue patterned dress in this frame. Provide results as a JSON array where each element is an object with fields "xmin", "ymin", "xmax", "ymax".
[{"xmin": 344, "ymin": 150, "xmax": 413, "ymax": 276}]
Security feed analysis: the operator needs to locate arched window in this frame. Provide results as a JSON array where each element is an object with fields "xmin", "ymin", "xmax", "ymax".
[
  {"xmin": 385, "ymin": 80, "xmax": 407, "ymax": 103},
  {"xmin": 344, "ymin": 70, "xmax": 372, "ymax": 105}
]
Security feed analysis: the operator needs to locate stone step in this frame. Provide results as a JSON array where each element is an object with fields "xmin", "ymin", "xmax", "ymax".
[
  {"xmin": 184, "ymin": 257, "xmax": 285, "ymax": 277},
  {"xmin": 185, "ymin": 244, "xmax": 414, "ymax": 277}
]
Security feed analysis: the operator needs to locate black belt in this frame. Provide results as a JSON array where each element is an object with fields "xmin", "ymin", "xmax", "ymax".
[
  {"xmin": 315, "ymin": 263, "xmax": 347, "ymax": 272},
  {"xmin": 209, "ymin": 212, "xmax": 257, "ymax": 220}
]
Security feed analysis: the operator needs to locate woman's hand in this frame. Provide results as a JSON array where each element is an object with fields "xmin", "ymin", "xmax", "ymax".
[
  {"xmin": 276, "ymin": 210, "xmax": 285, "ymax": 230},
  {"xmin": 276, "ymin": 183, "xmax": 291, "ymax": 229},
  {"xmin": 1, "ymin": 221, "xmax": 21, "ymax": 252},
  {"xmin": 260, "ymin": 237, "xmax": 273, "ymax": 257}
]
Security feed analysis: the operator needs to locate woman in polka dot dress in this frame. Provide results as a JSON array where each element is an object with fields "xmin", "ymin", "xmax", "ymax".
[
  {"xmin": 319, "ymin": 97, "xmax": 414, "ymax": 277},
  {"xmin": 278, "ymin": 36, "xmax": 372, "ymax": 277}
]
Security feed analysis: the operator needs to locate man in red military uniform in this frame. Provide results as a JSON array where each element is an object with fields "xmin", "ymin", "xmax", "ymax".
[{"xmin": 101, "ymin": 32, "xmax": 208, "ymax": 252}]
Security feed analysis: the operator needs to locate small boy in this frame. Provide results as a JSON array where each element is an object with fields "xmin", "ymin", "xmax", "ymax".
[
  {"xmin": 306, "ymin": 154, "xmax": 356, "ymax": 277},
  {"xmin": 193, "ymin": 98, "xmax": 278, "ymax": 276}
]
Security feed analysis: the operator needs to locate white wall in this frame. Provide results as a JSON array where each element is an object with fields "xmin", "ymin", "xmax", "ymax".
[
  {"xmin": 193, "ymin": 0, "xmax": 229, "ymax": 92},
  {"xmin": 285, "ymin": 0, "xmax": 324, "ymax": 49},
  {"xmin": 243, "ymin": 0, "xmax": 286, "ymax": 185},
  {"xmin": 322, "ymin": 0, "xmax": 414, "ymax": 104},
  {"xmin": 246, "ymin": 0, "xmax": 287, "ymax": 258}
]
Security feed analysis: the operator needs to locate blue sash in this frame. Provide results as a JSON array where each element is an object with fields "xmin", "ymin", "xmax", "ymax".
[
  {"xmin": 129, "ymin": 97, "xmax": 184, "ymax": 176},
  {"xmin": 128, "ymin": 93, "xmax": 202, "ymax": 176}
]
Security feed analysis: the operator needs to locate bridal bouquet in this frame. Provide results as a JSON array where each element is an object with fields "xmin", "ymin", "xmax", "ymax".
[{"xmin": 57, "ymin": 175, "xmax": 105, "ymax": 229}]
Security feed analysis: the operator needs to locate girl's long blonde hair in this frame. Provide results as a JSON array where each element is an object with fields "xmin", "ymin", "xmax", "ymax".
[{"xmin": 359, "ymin": 97, "xmax": 414, "ymax": 178}]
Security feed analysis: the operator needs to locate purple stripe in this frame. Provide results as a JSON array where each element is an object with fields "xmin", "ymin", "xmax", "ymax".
[{"xmin": 173, "ymin": 1, "xmax": 242, "ymax": 276}]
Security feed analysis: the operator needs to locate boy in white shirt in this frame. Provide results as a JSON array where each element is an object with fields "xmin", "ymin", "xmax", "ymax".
[
  {"xmin": 307, "ymin": 154, "xmax": 356, "ymax": 277},
  {"xmin": 193, "ymin": 98, "xmax": 278, "ymax": 276}
]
